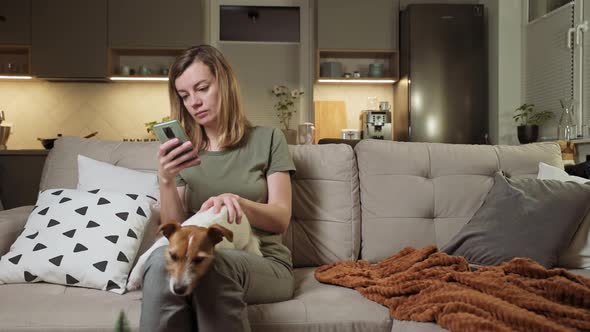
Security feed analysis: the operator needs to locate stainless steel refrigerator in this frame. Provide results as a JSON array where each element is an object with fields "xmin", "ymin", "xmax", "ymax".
[{"xmin": 393, "ymin": 4, "xmax": 488, "ymax": 144}]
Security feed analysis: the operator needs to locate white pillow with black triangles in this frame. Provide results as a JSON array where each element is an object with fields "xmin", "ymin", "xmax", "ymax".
[{"xmin": 0, "ymin": 188, "xmax": 154, "ymax": 294}]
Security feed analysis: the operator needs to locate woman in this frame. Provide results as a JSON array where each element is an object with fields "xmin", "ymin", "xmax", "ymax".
[{"xmin": 140, "ymin": 45, "xmax": 296, "ymax": 332}]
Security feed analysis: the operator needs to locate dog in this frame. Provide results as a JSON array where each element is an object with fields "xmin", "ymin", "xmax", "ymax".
[{"xmin": 127, "ymin": 206, "xmax": 262, "ymax": 295}]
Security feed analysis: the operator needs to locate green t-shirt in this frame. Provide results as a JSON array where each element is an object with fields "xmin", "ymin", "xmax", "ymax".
[{"xmin": 175, "ymin": 126, "xmax": 295, "ymax": 269}]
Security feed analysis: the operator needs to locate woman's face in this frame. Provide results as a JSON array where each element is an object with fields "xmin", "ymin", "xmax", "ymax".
[{"xmin": 175, "ymin": 61, "xmax": 220, "ymax": 129}]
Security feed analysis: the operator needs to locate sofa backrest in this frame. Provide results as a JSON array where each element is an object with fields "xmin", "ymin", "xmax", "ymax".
[
  {"xmin": 355, "ymin": 140, "xmax": 564, "ymax": 262},
  {"xmin": 39, "ymin": 137, "xmax": 362, "ymax": 268},
  {"xmin": 40, "ymin": 137, "xmax": 160, "ymax": 191},
  {"xmin": 286, "ymin": 144, "xmax": 361, "ymax": 267}
]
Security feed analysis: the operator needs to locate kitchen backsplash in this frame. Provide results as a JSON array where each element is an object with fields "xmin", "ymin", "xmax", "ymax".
[
  {"xmin": 0, "ymin": 81, "xmax": 170, "ymax": 150},
  {"xmin": 313, "ymin": 84, "xmax": 394, "ymax": 130},
  {"xmin": 0, "ymin": 81, "xmax": 394, "ymax": 150}
]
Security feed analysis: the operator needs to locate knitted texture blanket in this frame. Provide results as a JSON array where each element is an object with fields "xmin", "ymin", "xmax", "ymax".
[{"xmin": 314, "ymin": 246, "xmax": 590, "ymax": 332}]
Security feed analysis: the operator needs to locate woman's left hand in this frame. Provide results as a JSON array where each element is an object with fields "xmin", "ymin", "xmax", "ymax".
[{"xmin": 199, "ymin": 193, "xmax": 243, "ymax": 224}]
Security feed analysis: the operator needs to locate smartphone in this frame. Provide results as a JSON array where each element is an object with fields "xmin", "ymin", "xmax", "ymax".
[{"xmin": 152, "ymin": 119, "xmax": 195, "ymax": 159}]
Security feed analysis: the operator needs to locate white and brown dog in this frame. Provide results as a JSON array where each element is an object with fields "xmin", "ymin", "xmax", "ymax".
[{"xmin": 127, "ymin": 206, "xmax": 261, "ymax": 295}]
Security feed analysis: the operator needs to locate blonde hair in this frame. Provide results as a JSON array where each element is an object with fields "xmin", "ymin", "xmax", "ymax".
[{"xmin": 168, "ymin": 45, "xmax": 251, "ymax": 151}]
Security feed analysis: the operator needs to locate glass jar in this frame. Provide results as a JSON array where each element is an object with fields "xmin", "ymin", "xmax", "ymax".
[{"xmin": 557, "ymin": 98, "xmax": 577, "ymax": 140}]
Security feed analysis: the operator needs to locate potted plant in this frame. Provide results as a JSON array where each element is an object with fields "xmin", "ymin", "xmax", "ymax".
[
  {"xmin": 271, "ymin": 85, "xmax": 303, "ymax": 144},
  {"xmin": 513, "ymin": 103, "xmax": 554, "ymax": 144}
]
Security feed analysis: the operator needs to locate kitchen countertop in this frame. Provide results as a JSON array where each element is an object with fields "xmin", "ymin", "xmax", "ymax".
[{"xmin": 0, "ymin": 149, "xmax": 50, "ymax": 155}]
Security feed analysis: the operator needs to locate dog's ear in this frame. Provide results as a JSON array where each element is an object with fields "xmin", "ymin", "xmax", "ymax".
[
  {"xmin": 158, "ymin": 222, "xmax": 180, "ymax": 239},
  {"xmin": 207, "ymin": 224, "xmax": 234, "ymax": 244}
]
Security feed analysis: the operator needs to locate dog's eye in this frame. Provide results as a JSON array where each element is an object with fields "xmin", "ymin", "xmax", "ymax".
[
  {"xmin": 169, "ymin": 253, "xmax": 178, "ymax": 261},
  {"xmin": 192, "ymin": 256, "xmax": 204, "ymax": 264}
]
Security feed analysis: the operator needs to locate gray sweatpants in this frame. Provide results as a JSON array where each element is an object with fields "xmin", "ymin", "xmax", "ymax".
[{"xmin": 139, "ymin": 246, "xmax": 294, "ymax": 332}]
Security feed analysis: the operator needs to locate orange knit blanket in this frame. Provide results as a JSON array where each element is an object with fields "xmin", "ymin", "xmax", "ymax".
[{"xmin": 314, "ymin": 246, "xmax": 590, "ymax": 332}]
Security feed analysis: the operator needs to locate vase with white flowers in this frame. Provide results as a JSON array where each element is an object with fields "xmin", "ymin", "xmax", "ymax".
[{"xmin": 271, "ymin": 85, "xmax": 304, "ymax": 131}]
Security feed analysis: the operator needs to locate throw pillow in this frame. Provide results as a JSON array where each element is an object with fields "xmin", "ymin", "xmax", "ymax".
[
  {"xmin": 441, "ymin": 172, "xmax": 590, "ymax": 268},
  {"xmin": 77, "ymin": 155, "xmax": 160, "ymax": 200},
  {"xmin": 538, "ymin": 162, "xmax": 590, "ymax": 269},
  {"xmin": 537, "ymin": 162, "xmax": 589, "ymax": 184},
  {"xmin": 0, "ymin": 188, "xmax": 154, "ymax": 294}
]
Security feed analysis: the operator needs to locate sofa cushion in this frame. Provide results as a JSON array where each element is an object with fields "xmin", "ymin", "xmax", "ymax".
[
  {"xmin": 285, "ymin": 144, "xmax": 361, "ymax": 267},
  {"xmin": 0, "ymin": 283, "xmax": 142, "ymax": 332},
  {"xmin": 40, "ymin": 137, "xmax": 160, "ymax": 191},
  {"xmin": 441, "ymin": 173, "xmax": 590, "ymax": 267},
  {"xmin": 248, "ymin": 267, "xmax": 391, "ymax": 332},
  {"xmin": 355, "ymin": 141, "xmax": 563, "ymax": 262}
]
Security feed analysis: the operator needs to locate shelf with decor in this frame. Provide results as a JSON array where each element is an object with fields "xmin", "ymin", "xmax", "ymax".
[
  {"xmin": 0, "ymin": 45, "xmax": 32, "ymax": 79},
  {"xmin": 316, "ymin": 49, "xmax": 398, "ymax": 84},
  {"xmin": 108, "ymin": 48, "xmax": 183, "ymax": 82}
]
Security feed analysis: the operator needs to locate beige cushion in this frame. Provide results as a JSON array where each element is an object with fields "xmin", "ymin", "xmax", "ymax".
[
  {"xmin": 355, "ymin": 141, "xmax": 563, "ymax": 262},
  {"xmin": 285, "ymin": 144, "xmax": 361, "ymax": 267},
  {"xmin": 0, "ymin": 283, "xmax": 142, "ymax": 332},
  {"xmin": 248, "ymin": 268, "xmax": 392, "ymax": 332},
  {"xmin": 40, "ymin": 137, "xmax": 160, "ymax": 191}
]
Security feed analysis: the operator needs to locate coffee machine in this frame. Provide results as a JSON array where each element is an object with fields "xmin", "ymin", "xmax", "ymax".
[{"xmin": 361, "ymin": 102, "xmax": 392, "ymax": 140}]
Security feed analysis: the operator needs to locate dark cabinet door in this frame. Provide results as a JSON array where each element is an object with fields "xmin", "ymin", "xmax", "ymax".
[
  {"xmin": 31, "ymin": 0, "xmax": 107, "ymax": 79},
  {"xmin": 317, "ymin": 0, "xmax": 398, "ymax": 50},
  {"xmin": 108, "ymin": 0, "xmax": 204, "ymax": 48},
  {"xmin": 0, "ymin": 0, "xmax": 31, "ymax": 45}
]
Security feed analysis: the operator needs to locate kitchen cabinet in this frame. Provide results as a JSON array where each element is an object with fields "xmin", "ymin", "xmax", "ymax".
[
  {"xmin": 0, "ymin": 150, "xmax": 48, "ymax": 210},
  {"xmin": 31, "ymin": 0, "xmax": 107, "ymax": 79},
  {"xmin": 108, "ymin": 0, "xmax": 204, "ymax": 48},
  {"xmin": 107, "ymin": 0, "xmax": 204, "ymax": 79},
  {"xmin": 0, "ymin": 0, "xmax": 31, "ymax": 76},
  {"xmin": 0, "ymin": 0, "xmax": 31, "ymax": 45},
  {"xmin": 317, "ymin": 0, "xmax": 399, "ymax": 50}
]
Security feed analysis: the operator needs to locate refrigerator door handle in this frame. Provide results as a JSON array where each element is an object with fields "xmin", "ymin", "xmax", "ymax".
[{"xmin": 567, "ymin": 26, "xmax": 576, "ymax": 49}]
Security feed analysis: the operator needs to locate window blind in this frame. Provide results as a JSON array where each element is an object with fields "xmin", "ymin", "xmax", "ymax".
[
  {"xmin": 525, "ymin": 3, "xmax": 574, "ymax": 139},
  {"xmin": 583, "ymin": 0, "xmax": 590, "ymax": 135}
]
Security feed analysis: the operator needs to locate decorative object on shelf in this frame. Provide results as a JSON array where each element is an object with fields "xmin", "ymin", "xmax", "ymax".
[
  {"xmin": 512, "ymin": 103, "xmax": 554, "ymax": 144},
  {"xmin": 145, "ymin": 116, "xmax": 171, "ymax": 137},
  {"xmin": 319, "ymin": 61, "xmax": 342, "ymax": 78},
  {"xmin": 120, "ymin": 65, "xmax": 130, "ymax": 76},
  {"xmin": 271, "ymin": 85, "xmax": 304, "ymax": 131},
  {"xmin": 368, "ymin": 63, "xmax": 384, "ymax": 77},
  {"xmin": 557, "ymin": 98, "xmax": 578, "ymax": 140},
  {"xmin": 298, "ymin": 122, "xmax": 316, "ymax": 145}
]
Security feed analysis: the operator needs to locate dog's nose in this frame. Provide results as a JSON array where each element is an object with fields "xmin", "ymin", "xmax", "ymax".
[{"xmin": 173, "ymin": 284, "xmax": 187, "ymax": 295}]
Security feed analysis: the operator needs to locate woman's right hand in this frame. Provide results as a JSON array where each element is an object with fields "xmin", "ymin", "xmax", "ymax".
[{"xmin": 158, "ymin": 138, "xmax": 201, "ymax": 184}]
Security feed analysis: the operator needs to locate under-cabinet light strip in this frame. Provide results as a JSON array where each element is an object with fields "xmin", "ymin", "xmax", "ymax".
[
  {"xmin": 0, "ymin": 75, "xmax": 33, "ymax": 80},
  {"xmin": 318, "ymin": 79, "xmax": 396, "ymax": 84},
  {"xmin": 110, "ymin": 76, "xmax": 168, "ymax": 81}
]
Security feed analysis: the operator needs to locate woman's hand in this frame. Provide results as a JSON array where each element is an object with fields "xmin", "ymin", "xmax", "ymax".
[
  {"xmin": 199, "ymin": 193, "xmax": 243, "ymax": 224},
  {"xmin": 158, "ymin": 138, "xmax": 201, "ymax": 185}
]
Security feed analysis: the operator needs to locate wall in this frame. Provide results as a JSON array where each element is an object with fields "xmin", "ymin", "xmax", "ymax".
[
  {"xmin": 0, "ymin": 81, "xmax": 170, "ymax": 150},
  {"xmin": 313, "ymin": 84, "xmax": 394, "ymax": 130},
  {"xmin": 480, "ymin": 0, "xmax": 523, "ymax": 145}
]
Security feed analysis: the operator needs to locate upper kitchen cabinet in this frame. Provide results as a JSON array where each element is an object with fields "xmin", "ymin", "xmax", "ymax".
[
  {"xmin": 31, "ymin": 0, "xmax": 107, "ymax": 79},
  {"xmin": 107, "ymin": 0, "xmax": 204, "ymax": 79},
  {"xmin": 108, "ymin": 0, "xmax": 204, "ymax": 48},
  {"xmin": 0, "ymin": 0, "xmax": 31, "ymax": 45},
  {"xmin": 317, "ymin": 0, "xmax": 398, "ymax": 50},
  {"xmin": 0, "ymin": 0, "xmax": 32, "ymax": 76}
]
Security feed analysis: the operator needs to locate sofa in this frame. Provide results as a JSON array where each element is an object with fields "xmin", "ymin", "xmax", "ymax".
[{"xmin": 0, "ymin": 137, "xmax": 588, "ymax": 332}]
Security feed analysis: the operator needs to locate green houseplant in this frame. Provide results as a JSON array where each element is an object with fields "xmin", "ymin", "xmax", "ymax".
[
  {"xmin": 513, "ymin": 103, "xmax": 554, "ymax": 144},
  {"xmin": 271, "ymin": 85, "xmax": 303, "ymax": 144}
]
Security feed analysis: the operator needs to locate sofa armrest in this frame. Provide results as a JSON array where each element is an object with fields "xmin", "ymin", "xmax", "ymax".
[{"xmin": 0, "ymin": 206, "xmax": 34, "ymax": 256}]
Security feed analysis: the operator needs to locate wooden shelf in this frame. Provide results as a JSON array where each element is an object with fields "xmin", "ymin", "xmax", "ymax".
[
  {"xmin": 316, "ymin": 49, "xmax": 398, "ymax": 84},
  {"xmin": 108, "ymin": 48, "xmax": 183, "ymax": 78},
  {"xmin": 0, "ymin": 45, "xmax": 31, "ymax": 76}
]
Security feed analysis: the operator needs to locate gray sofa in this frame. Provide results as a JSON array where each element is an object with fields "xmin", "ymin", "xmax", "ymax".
[{"xmin": 0, "ymin": 137, "xmax": 588, "ymax": 332}]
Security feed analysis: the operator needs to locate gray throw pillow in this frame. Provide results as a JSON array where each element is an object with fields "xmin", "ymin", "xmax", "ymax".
[{"xmin": 441, "ymin": 172, "xmax": 590, "ymax": 268}]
